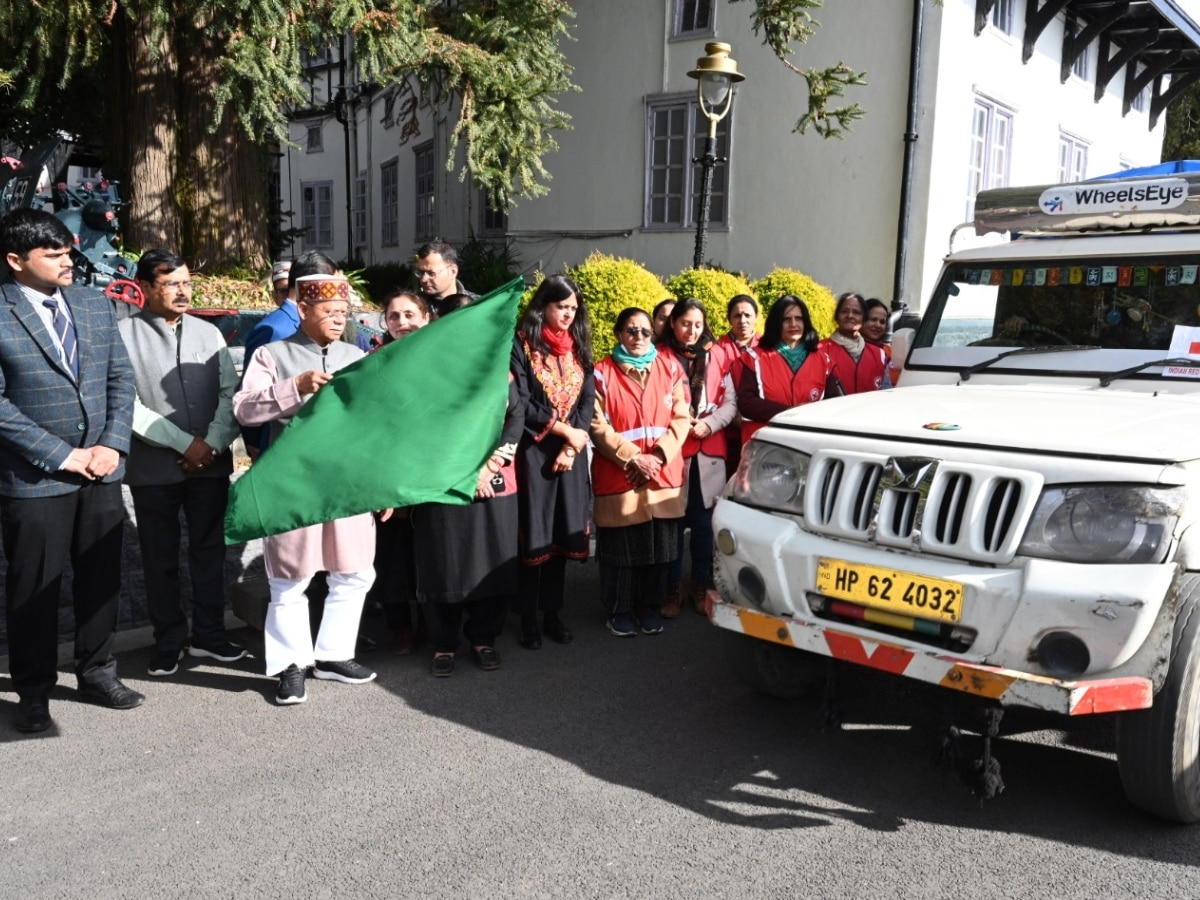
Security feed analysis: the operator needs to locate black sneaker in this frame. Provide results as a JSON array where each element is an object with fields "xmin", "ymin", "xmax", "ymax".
[
  {"xmin": 148, "ymin": 648, "xmax": 183, "ymax": 677},
  {"xmin": 312, "ymin": 659, "xmax": 377, "ymax": 684},
  {"xmin": 607, "ymin": 614, "xmax": 639, "ymax": 637},
  {"xmin": 188, "ymin": 640, "xmax": 248, "ymax": 662},
  {"xmin": 275, "ymin": 664, "xmax": 307, "ymax": 705}
]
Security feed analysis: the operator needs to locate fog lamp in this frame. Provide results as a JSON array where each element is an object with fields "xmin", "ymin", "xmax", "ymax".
[{"xmin": 1036, "ymin": 630, "xmax": 1090, "ymax": 678}]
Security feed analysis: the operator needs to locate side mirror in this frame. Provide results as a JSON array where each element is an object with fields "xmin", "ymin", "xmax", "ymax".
[{"xmin": 892, "ymin": 328, "xmax": 915, "ymax": 372}]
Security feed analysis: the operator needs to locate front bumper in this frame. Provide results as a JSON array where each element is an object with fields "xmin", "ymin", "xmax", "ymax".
[{"xmin": 707, "ymin": 592, "xmax": 1152, "ymax": 715}]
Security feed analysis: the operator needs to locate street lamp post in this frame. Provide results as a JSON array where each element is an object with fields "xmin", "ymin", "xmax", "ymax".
[{"xmin": 687, "ymin": 42, "xmax": 744, "ymax": 270}]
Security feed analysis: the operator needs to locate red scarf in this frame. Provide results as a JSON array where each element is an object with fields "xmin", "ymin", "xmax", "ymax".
[{"xmin": 541, "ymin": 325, "xmax": 575, "ymax": 357}]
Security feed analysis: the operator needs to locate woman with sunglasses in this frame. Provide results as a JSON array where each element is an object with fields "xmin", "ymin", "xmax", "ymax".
[
  {"xmin": 734, "ymin": 295, "xmax": 827, "ymax": 443},
  {"xmin": 657, "ymin": 298, "xmax": 738, "ymax": 618},
  {"xmin": 589, "ymin": 308, "xmax": 690, "ymax": 638}
]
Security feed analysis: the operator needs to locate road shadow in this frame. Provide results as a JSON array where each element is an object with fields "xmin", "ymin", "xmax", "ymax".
[{"xmin": 352, "ymin": 559, "xmax": 1200, "ymax": 865}]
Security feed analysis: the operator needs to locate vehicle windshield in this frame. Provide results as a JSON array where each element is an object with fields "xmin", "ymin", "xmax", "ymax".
[{"xmin": 909, "ymin": 250, "xmax": 1200, "ymax": 383}]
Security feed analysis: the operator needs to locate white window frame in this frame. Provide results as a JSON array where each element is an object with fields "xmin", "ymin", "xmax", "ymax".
[
  {"xmin": 301, "ymin": 180, "xmax": 333, "ymax": 249},
  {"xmin": 965, "ymin": 95, "xmax": 1015, "ymax": 220},
  {"xmin": 644, "ymin": 94, "xmax": 732, "ymax": 231},
  {"xmin": 414, "ymin": 142, "xmax": 435, "ymax": 240},
  {"xmin": 380, "ymin": 157, "xmax": 399, "ymax": 247},
  {"xmin": 1130, "ymin": 64, "xmax": 1150, "ymax": 112},
  {"xmin": 673, "ymin": 0, "xmax": 715, "ymax": 38},
  {"xmin": 1070, "ymin": 25, "xmax": 1091, "ymax": 81},
  {"xmin": 353, "ymin": 174, "xmax": 367, "ymax": 252},
  {"xmin": 306, "ymin": 122, "xmax": 323, "ymax": 153},
  {"xmin": 991, "ymin": 0, "xmax": 1016, "ymax": 36},
  {"xmin": 1057, "ymin": 132, "xmax": 1089, "ymax": 183}
]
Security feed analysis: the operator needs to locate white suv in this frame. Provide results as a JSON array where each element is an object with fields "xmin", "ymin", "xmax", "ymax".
[{"xmin": 709, "ymin": 171, "xmax": 1200, "ymax": 822}]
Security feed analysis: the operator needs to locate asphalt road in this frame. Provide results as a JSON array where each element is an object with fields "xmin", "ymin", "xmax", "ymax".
[{"xmin": 2, "ymin": 561, "xmax": 1198, "ymax": 899}]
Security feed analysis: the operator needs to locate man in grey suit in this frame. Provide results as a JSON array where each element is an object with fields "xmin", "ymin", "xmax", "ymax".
[{"xmin": 0, "ymin": 208, "xmax": 144, "ymax": 733}]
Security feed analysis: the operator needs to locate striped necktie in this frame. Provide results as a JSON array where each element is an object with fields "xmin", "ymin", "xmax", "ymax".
[{"xmin": 42, "ymin": 299, "xmax": 78, "ymax": 380}]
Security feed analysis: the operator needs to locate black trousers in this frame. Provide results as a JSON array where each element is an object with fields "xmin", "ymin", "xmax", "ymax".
[
  {"xmin": 1, "ymin": 481, "xmax": 124, "ymax": 698},
  {"xmin": 514, "ymin": 555, "xmax": 567, "ymax": 617},
  {"xmin": 425, "ymin": 596, "xmax": 509, "ymax": 654},
  {"xmin": 129, "ymin": 478, "xmax": 230, "ymax": 653}
]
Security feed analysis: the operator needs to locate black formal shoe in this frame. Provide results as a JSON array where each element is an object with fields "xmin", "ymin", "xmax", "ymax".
[
  {"xmin": 543, "ymin": 618, "xmax": 573, "ymax": 645},
  {"xmin": 78, "ymin": 679, "xmax": 145, "ymax": 710},
  {"xmin": 518, "ymin": 629, "xmax": 542, "ymax": 651},
  {"xmin": 15, "ymin": 696, "xmax": 52, "ymax": 733}
]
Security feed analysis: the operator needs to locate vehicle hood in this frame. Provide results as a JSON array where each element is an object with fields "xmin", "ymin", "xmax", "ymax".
[{"xmin": 767, "ymin": 383, "xmax": 1200, "ymax": 463}]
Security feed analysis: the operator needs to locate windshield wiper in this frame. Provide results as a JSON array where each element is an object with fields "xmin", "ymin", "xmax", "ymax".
[
  {"xmin": 1098, "ymin": 357, "xmax": 1200, "ymax": 388},
  {"xmin": 959, "ymin": 345, "xmax": 1100, "ymax": 382}
]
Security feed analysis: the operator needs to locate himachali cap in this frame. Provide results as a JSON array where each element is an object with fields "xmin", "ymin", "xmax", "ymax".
[
  {"xmin": 296, "ymin": 274, "xmax": 351, "ymax": 303},
  {"xmin": 271, "ymin": 260, "xmax": 292, "ymax": 283}
]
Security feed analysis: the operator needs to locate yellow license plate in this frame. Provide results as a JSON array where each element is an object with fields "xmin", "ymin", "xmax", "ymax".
[{"xmin": 815, "ymin": 558, "xmax": 963, "ymax": 623}]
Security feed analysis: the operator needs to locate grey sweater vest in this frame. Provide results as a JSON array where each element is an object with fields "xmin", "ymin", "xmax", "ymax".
[
  {"xmin": 119, "ymin": 310, "xmax": 231, "ymax": 485},
  {"xmin": 262, "ymin": 332, "xmax": 363, "ymax": 445}
]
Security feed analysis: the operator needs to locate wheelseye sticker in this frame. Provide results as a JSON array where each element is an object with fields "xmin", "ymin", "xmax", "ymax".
[{"xmin": 922, "ymin": 422, "xmax": 961, "ymax": 431}]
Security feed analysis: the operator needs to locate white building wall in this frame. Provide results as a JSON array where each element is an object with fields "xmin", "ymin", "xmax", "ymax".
[{"xmin": 279, "ymin": 1, "xmax": 1171, "ymax": 314}]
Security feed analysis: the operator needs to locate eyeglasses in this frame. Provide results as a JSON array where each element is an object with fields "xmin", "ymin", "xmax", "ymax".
[
  {"xmin": 623, "ymin": 327, "xmax": 653, "ymax": 339},
  {"xmin": 156, "ymin": 280, "xmax": 193, "ymax": 292},
  {"xmin": 415, "ymin": 266, "xmax": 447, "ymax": 279}
]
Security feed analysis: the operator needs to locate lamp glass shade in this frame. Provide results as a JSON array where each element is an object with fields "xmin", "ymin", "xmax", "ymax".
[{"xmin": 700, "ymin": 72, "xmax": 731, "ymax": 108}]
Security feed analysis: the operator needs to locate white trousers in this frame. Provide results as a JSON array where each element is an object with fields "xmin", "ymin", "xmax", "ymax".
[{"xmin": 264, "ymin": 569, "xmax": 375, "ymax": 676}]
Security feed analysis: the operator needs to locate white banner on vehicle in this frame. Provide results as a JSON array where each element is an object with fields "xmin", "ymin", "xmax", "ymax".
[
  {"xmin": 1039, "ymin": 178, "xmax": 1189, "ymax": 216},
  {"xmin": 1167, "ymin": 325, "xmax": 1200, "ymax": 378}
]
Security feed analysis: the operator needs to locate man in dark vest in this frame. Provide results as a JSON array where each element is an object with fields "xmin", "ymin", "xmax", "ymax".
[
  {"xmin": 0, "ymin": 208, "xmax": 141, "ymax": 733},
  {"xmin": 120, "ymin": 248, "xmax": 245, "ymax": 677}
]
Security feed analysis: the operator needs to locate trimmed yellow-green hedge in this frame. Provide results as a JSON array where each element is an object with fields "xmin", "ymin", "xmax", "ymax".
[
  {"xmin": 565, "ymin": 252, "xmax": 668, "ymax": 360},
  {"xmin": 662, "ymin": 268, "xmax": 754, "ymax": 337},
  {"xmin": 750, "ymin": 268, "xmax": 837, "ymax": 339}
]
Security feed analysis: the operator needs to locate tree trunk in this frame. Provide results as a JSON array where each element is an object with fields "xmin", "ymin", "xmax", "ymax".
[
  {"xmin": 108, "ymin": 7, "xmax": 269, "ymax": 271},
  {"xmin": 110, "ymin": 5, "xmax": 179, "ymax": 252},
  {"xmin": 176, "ymin": 19, "xmax": 269, "ymax": 271}
]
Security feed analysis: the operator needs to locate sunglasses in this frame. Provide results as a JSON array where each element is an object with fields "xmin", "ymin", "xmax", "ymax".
[{"xmin": 623, "ymin": 327, "xmax": 653, "ymax": 338}]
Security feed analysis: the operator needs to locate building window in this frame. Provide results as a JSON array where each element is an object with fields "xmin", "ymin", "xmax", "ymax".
[
  {"xmin": 645, "ymin": 96, "xmax": 731, "ymax": 229},
  {"xmin": 1070, "ymin": 23, "xmax": 1090, "ymax": 81},
  {"xmin": 1130, "ymin": 64, "xmax": 1150, "ymax": 112},
  {"xmin": 382, "ymin": 92, "xmax": 397, "ymax": 128},
  {"xmin": 414, "ymin": 142, "xmax": 435, "ymax": 240},
  {"xmin": 301, "ymin": 44, "xmax": 330, "ymax": 69},
  {"xmin": 380, "ymin": 158, "xmax": 399, "ymax": 247},
  {"xmin": 479, "ymin": 189, "xmax": 508, "ymax": 234},
  {"xmin": 1057, "ymin": 133, "xmax": 1088, "ymax": 183},
  {"xmin": 991, "ymin": 0, "xmax": 1015, "ymax": 35},
  {"xmin": 674, "ymin": 0, "xmax": 715, "ymax": 37},
  {"xmin": 306, "ymin": 122, "xmax": 323, "ymax": 153},
  {"xmin": 966, "ymin": 95, "xmax": 1014, "ymax": 219},
  {"xmin": 353, "ymin": 175, "xmax": 367, "ymax": 252},
  {"xmin": 301, "ymin": 181, "xmax": 333, "ymax": 249}
]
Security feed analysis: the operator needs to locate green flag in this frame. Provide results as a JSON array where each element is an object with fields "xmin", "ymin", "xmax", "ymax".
[{"xmin": 224, "ymin": 278, "xmax": 522, "ymax": 544}]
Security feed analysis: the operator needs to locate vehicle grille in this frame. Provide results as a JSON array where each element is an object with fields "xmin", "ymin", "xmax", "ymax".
[{"xmin": 804, "ymin": 451, "xmax": 1041, "ymax": 564}]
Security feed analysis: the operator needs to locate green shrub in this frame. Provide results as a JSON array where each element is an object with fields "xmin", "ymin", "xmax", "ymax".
[
  {"xmin": 751, "ymin": 268, "xmax": 837, "ymax": 339},
  {"xmin": 565, "ymin": 252, "xmax": 666, "ymax": 359},
  {"xmin": 663, "ymin": 268, "xmax": 754, "ymax": 339},
  {"xmin": 458, "ymin": 238, "xmax": 521, "ymax": 294}
]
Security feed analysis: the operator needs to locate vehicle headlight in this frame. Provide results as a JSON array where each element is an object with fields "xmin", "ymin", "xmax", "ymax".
[
  {"xmin": 1017, "ymin": 485, "xmax": 1183, "ymax": 564},
  {"xmin": 724, "ymin": 439, "xmax": 809, "ymax": 515}
]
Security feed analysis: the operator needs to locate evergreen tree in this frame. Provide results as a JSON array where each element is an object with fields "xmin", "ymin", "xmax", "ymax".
[{"xmin": 0, "ymin": 0, "xmax": 863, "ymax": 268}]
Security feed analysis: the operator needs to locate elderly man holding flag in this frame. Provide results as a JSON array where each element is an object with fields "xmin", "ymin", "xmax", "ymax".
[{"xmin": 227, "ymin": 277, "xmax": 524, "ymax": 703}]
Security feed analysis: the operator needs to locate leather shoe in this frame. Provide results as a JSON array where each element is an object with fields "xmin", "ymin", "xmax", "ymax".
[
  {"xmin": 15, "ymin": 696, "xmax": 52, "ymax": 733},
  {"xmin": 543, "ymin": 618, "xmax": 573, "ymax": 645},
  {"xmin": 518, "ymin": 629, "xmax": 542, "ymax": 650},
  {"xmin": 78, "ymin": 678, "xmax": 145, "ymax": 710}
]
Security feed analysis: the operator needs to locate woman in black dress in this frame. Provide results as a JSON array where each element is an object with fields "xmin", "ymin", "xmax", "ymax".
[{"xmin": 510, "ymin": 275, "xmax": 596, "ymax": 649}]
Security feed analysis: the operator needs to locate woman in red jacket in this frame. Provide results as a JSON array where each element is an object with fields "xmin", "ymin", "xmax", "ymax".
[
  {"xmin": 658, "ymin": 298, "xmax": 738, "ymax": 617},
  {"xmin": 734, "ymin": 295, "xmax": 827, "ymax": 443},
  {"xmin": 818, "ymin": 292, "xmax": 890, "ymax": 396},
  {"xmin": 590, "ymin": 308, "xmax": 690, "ymax": 638}
]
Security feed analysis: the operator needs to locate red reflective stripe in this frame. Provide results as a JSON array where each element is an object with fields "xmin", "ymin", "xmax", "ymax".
[{"xmin": 823, "ymin": 632, "xmax": 915, "ymax": 675}]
